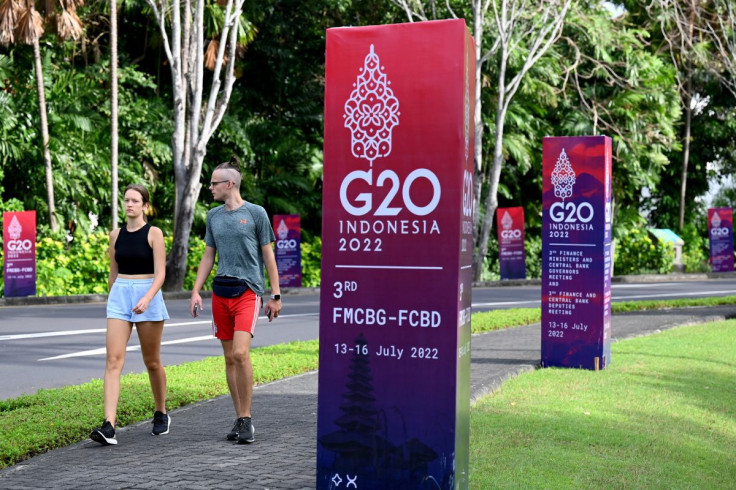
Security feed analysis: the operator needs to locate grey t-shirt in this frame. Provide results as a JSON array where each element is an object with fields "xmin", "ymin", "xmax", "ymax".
[{"xmin": 205, "ymin": 201, "xmax": 275, "ymax": 296}]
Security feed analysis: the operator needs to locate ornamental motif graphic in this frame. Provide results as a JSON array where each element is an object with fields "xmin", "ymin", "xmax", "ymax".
[
  {"xmin": 343, "ymin": 45, "xmax": 400, "ymax": 166},
  {"xmin": 501, "ymin": 211, "xmax": 513, "ymax": 230},
  {"xmin": 551, "ymin": 148, "xmax": 576, "ymax": 200},
  {"xmin": 277, "ymin": 219, "xmax": 289, "ymax": 240},
  {"xmin": 711, "ymin": 211, "xmax": 722, "ymax": 228},
  {"xmin": 8, "ymin": 216, "xmax": 22, "ymax": 240}
]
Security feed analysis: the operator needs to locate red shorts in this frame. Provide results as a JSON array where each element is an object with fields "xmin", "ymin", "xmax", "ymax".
[{"xmin": 211, "ymin": 289, "xmax": 262, "ymax": 340}]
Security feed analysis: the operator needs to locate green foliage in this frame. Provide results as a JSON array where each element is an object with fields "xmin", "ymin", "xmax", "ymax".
[
  {"xmin": 0, "ymin": 230, "xmax": 319, "ymax": 297},
  {"xmin": 678, "ymin": 222, "xmax": 711, "ymax": 273},
  {"xmin": 0, "ymin": 232, "xmax": 213, "ymax": 297},
  {"xmin": 164, "ymin": 235, "xmax": 214, "ymax": 292},
  {"xmin": 35, "ymin": 232, "xmax": 110, "ymax": 296},
  {"xmin": 614, "ymin": 228, "xmax": 675, "ymax": 275},
  {"xmin": 471, "ymin": 308, "xmax": 541, "ymax": 334},
  {"xmin": 556, "ymin": 2, "xmax": 681, "ymax": 218},
  {"xmin": 300, "ymin": 236, "xmax": 322, "ymax": 288}
]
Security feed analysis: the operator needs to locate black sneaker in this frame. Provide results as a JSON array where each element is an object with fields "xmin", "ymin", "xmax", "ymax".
[
  {"xmin": 151, "ymin": 411, "xmax": 170, "ymax": 435},
  {"xmin": 90, "ymin": 420, "xmax": 117, "ymax": 446},
  {"xmin": 236, "ymin": 417, "xmax": 255, "ymax": 444},
  {"xmin": 226, "ymin": 419, "xmax": 239, "ymax": 441}
]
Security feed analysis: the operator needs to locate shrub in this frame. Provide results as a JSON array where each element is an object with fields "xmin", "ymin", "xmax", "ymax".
[
  {"xmin": 1, "ymin": 232, "xmax": 213, "ymax": 297},
  {"xmin": 614, "ymin": 228, "xmax": 675, "ymax": 275},
  {"xmin": 679, "ymin": 223, "xmax": 710, "ymax": 273},
  {"xmin": 301, "ymin": 237, "xmax": 322, "ymax": 287}
]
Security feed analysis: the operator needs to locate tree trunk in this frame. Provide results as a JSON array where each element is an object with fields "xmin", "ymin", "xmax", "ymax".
[
  {"xmin": 678, "ymin": 90, "xmax": 692, "ymax": 231},
  {"xmin": 473, "ymin": 105, "xmax": 506, "ymax": 281},
  {"xmin": 471, "ymin": 0, "xmax": 484, "ymax": 238},
  {"xmin": 148, "ymin": 0, "xmax": 245, "ymax": 290},
  {"xmin": 32, "ymin": 36, "xmax": 57, "ymax": 232},
  {"xmin": 165, "ymin": 180, "xmax": 198, "ymax": 290},
  {"xmin": 110, "ymin": 0, "xmax": 119, "ymax": 229}
]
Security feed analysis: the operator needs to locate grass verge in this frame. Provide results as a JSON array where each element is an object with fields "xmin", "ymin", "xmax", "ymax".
[
  {"xmin": 470, "ymin": 319, "xmax": 736, "ymax": 488},
  {"xmin": 0, "ymin": 340, "xmax": 318, "ymax": 469},
  {"xmin": 1, "ymin": 296, "xmax": 735, "ymax": 471}
]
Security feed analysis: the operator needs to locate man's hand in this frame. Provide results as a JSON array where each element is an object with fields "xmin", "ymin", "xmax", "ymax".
[
  {"xmin": 265, "ymin": 297, "xmax": 282, "ymax": 322},
  {"xmin": 190, "ymin": 293, "xmax": 203, "ymax": 318}
]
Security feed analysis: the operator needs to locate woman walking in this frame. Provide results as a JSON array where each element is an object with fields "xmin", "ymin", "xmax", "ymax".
[{"xmin": 90, "ymin": 184, "xmax": 170, "ymax": 445}]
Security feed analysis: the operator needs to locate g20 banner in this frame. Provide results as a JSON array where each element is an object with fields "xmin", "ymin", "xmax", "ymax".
[
  {"xmin": 708, "ymin": 207, "xmax": 734, "ymax": 273},
  {"xmin": 3, "ymin": 211, "xmax": 37, "ymax": 297},
  {"xmin": 318, "ymin": 19, "xmax": 475, "ymax": 489},
  {"xmin": 273, "ymin": 214, "xmax": 302, "ymax": 287},
  {"xmin": 541, "ymin": 136, "xmax": 612, "ymax": 370},
  {"xmin": 496, "ymin": 206, "xmax": 526, "ymax": 280}
]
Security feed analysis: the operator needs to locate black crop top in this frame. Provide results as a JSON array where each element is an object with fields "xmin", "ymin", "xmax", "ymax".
[{"xmin": 115, "ymin": 224, "xmax": 155, "ymax": 275}]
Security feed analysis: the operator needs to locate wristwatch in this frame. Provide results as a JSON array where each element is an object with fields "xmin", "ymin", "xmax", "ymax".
[{"xmin": 270, "ymin": 294, "xmax": 281, "ymax": 301}]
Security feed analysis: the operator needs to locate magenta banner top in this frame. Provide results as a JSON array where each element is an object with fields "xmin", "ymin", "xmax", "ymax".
[
  {"xmin": 541, "ymin": 136, "xmax": 612, "ymax": 370},
  {"xmin": 273, "ymin": 214, "xmax": 302, "ymax": 287},
  {"xmin": 3, "ymin": 211, "xmax": 37, "ymax": 297},
  {"xmin": 318, "ymin": 19, "xmax": 475, "ymax": 489},
  {"xmin": 708, "ymin": 207, "xmax": 734, "ymax": 272},
  {"xmin": 496, "ymin": 206, "xmax": 526, "ymax": 280}
]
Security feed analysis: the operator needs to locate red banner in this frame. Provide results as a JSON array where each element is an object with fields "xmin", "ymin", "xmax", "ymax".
[
  {"xmin": 318, "ymin": 19, "xmax": 475, "ymax": 489},
  {"xmin": 3, "ymin": 211, "xmax": 37, "ymax": 297},
  {"xmin": 496, "ymin": 206, "xmax": 526, "ymax": 279},
  {"xmin": 273, "ymin": 214, "xmax": 302, "ymax": 287}
]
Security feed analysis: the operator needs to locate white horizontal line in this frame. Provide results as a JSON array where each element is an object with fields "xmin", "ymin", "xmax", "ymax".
[
  {"xmin": 461, "ymin": 265, "xmax": 472, "ymax": 269},
  {"xmin": 0, "ymin": 321, "xmax": 211, "ymax": 341},
  {"xmin": 335, "ymin": 265, "xmax": 443, "ymax": 270},
  {"xmin": 549, "ymin": 243, "xmax": 598, "ymax": 247},
  {"xmin": 614, "ymin": 290, "xmax": 736, "ymax": 300},
  {"xmin": 473, "ymin": 300, "xmax": 540, "ymax": 307},
  {"xmin": 38, "ymin": 335, "xmax": 218, "ymax": 361},
  {"xmin": 2, "ymin": 313, "xmax": 318, "ymax": 342}
]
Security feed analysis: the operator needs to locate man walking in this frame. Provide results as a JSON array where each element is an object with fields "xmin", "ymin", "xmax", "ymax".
[{"xmin": 190, "ymin": 158, "xmax": 282, "ymax": 444}]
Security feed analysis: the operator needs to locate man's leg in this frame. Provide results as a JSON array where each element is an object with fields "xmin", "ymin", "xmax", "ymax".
[{"xmin": 229, "ymin": 330, "xmax": 253, "ymax": 417}]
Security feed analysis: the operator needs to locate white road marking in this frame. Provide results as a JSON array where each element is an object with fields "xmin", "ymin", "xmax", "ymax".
[
  {"xmin": 35, "ymin": 312, "xmax": 319, "ymax": 361},
  {"xmin": 38, "ymin": 335, "xmax": 217, "ymax": 361},
  {"xmin": 2, "ymin": 313, "xmax": 318, "ymax": 342}
]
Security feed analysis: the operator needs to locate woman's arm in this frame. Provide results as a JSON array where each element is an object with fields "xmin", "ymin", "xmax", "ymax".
[{"xmin": 108, "ymin": 228, "xmax": 120, "ymax": 291}]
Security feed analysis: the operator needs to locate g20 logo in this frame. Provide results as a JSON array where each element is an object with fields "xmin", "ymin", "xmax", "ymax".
[
  {"xmin": 340, "ymin": 168, "xmax": 441, "ymax": 217},
  {"xmin": 710, "ymin": 227, "xmax": 730, "ymax": 237},
  {"xmin": 276, "ymin": 239, "xmax": 298, "ymax": 249},
  {"xmin": 462, "ymin": 170, "xmax": 473, "ymax": 218},
  {"xmin": 549, "ymin": 201, "xmax": 594, "ymax": 223},
  {"xmin": 501, "ymin": 229, "xmax": 522, "ymax": 239},
  {"xmin": 7, "ymin": 239, "xmax": 32, "ymax": 251}
]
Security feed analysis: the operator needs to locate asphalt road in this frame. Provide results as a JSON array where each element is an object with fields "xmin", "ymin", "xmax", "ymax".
[{"xmin": 1, "ymin": 278, "xmax": 735, "ymax": 400}]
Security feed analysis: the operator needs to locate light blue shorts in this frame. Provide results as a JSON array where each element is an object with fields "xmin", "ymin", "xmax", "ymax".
[{"xmin": 107, "ymin": 278, "xmax": 170, "ymax": 323}]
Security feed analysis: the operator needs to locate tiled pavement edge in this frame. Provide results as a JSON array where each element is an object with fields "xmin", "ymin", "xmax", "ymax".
[{"xmin": 2, "ymin": 306, "xmax": 735, "ymax": 489}]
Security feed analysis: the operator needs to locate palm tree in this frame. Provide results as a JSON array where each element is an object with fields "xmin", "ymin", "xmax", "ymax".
[{"xmin": 0, "ymin": 0, "xmax": 83, "ymax": 232}]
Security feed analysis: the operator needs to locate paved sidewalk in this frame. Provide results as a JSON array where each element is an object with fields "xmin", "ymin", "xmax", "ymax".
[{"xmin": 1, "ymin": 306, "xmax": 734, "ymax": 489}]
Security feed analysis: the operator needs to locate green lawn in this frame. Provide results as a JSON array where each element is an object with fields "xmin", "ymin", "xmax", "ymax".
[{"xmin": 470, "ymin": 320, "xmax": 736, "ymax": 489}]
